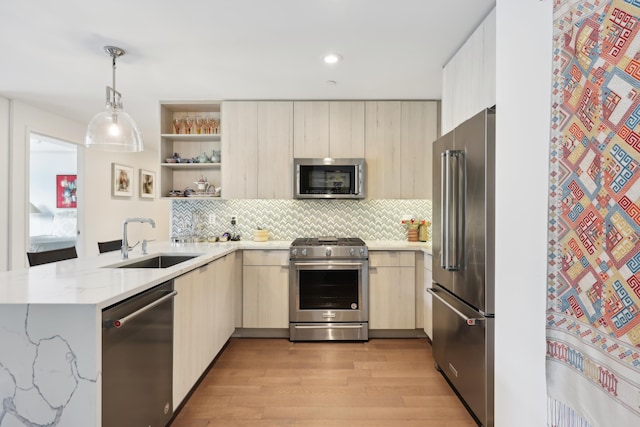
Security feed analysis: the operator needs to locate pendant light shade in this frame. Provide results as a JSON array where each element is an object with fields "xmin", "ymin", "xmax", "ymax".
[{"xmin": 85, "ymin": 46, "xmax": 143, "ymax": 152}]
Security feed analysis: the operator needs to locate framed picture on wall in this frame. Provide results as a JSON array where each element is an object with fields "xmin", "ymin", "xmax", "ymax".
[
  {"xmin": 112, "ymin": 163, "xmax": 133, "ymax": 197},
  {"xmin": 140, "ymin": 169, "xmax": 155, "ymax": 199},
  {"xmin": 56, "ymin": 174, "xmax": 77, "ymax": 208}
]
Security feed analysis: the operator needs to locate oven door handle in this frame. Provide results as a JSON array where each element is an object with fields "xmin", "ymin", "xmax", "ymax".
[
  {"xmin": 293, "ymin": 324, "xmax": 366, "ymax": 329},
  {"xmin": 292, "ymin": 262, "xmax": 365, "ymax": 267}
]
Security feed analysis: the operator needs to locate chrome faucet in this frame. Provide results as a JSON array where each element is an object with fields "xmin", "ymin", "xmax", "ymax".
[{"xmin": 122, "ymin": 217, "xmax": 156, "ymax": 259}]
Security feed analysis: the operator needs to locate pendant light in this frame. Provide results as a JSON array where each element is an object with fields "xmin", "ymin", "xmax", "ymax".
[{"xmin": 85, "ymin": 46, "xmax": 143, "ymax": 152}]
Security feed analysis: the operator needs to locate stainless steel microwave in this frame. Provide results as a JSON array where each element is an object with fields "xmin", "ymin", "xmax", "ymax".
[{"xmin": 293, "ymin": 158, "xmax": 365, "ymax": 199}]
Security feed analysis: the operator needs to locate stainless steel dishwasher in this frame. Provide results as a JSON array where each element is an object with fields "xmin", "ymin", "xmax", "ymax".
[{"xmin": 102, "ymin": 281, "xmax": 176, "ymax": 427}]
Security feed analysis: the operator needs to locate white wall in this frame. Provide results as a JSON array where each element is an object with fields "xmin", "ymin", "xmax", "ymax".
[
  {"xmin": 494, "ymin": 1, "xmax": 552, "ymax": 426},
  {"xmin": 2, "ymin": 98, "xmax": 169, "ymax": 269},
  {"xmin": 0, "ymin": 97, "xmax": 9, "ymax": 271}
]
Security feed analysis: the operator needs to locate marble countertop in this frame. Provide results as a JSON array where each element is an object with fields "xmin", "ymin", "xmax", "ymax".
[{"xmin": 0, "ymin": 240, "xmax": 431, "ymax": 307}]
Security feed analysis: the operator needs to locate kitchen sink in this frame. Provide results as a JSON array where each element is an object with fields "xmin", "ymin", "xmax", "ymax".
[{"xmin": 107, "ymin": 254, "xmax": 201, "ymax": 269}]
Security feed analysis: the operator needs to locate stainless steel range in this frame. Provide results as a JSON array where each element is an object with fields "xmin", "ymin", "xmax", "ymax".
[{"xmin": 289, "ymin": 236, "xmax": 369, "ymax": 341}]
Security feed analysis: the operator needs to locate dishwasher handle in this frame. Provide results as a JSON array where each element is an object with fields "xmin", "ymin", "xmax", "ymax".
[
  {"xmin": 108, "ymin": 290, "xmax": 177, "ymax": 328},
  {"xmin": 427, "ymin": 288, "xmax": 483, "ymax": 326}
]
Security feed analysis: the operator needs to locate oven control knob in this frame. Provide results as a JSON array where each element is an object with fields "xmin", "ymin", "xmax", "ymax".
[
  {"xmin": 349, "ymin": 248, "xmax": 355, "ymax": 256},
  {"xmin": 291, "ymin": 248, "xmax": 298, "ymax": 256},
  {"xmin": 301, "ymin": 248, "xmax": 307, "ymax": 256},
  {"xmin": 326, "ymin": 248, "xmax": 332, "ymax": 256},
  {"xmin": 359, "ymin": 248, "xmax": 365, "ymax": 256}
]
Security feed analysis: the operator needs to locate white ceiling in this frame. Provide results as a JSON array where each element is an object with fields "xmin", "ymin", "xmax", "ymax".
[{"xmin": 0, "ymin": 0, "xmax": 495, "ymax": 146}]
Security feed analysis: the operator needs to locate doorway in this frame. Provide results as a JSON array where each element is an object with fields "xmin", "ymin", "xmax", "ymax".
[{"xmin": 29, "ymin": 134, "xmax": 79, "ymax": 253}]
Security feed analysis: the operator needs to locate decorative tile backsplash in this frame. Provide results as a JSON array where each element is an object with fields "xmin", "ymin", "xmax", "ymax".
[{"xmin": 170, "ymin": 199, "xmax": 431, "ymax": 241}]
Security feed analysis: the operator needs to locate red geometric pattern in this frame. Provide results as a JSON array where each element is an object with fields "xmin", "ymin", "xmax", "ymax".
[{"xmin": 549, "ymin": 1, "xmax": 640, "ymax": 425}]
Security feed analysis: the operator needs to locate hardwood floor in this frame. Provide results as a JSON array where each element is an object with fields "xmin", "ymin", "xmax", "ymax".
[{"xmin": 170, "ymin": 338, "xmax": 478, "ymax": 427}]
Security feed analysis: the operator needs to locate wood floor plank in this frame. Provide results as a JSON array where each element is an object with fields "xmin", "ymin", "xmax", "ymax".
[{"xmin": 170, "ymin": 338, "xmax": 479, "ymax": 427}]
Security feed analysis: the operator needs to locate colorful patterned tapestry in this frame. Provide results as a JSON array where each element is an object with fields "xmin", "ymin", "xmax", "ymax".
[{"xmin": 548, "ymin": 1, "xmax": 640, "ymax": 425}]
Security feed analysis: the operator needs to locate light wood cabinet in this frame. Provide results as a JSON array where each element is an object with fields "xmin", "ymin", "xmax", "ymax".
[
  {"xmin": 173, "ymin": 263, "xmax": 213, "ymax": 406},
  {"xmin": 441, "ymin": 8, "xmax": 496, "ymax": 133},
  {"xmin": 221, "ymin": 101, "xmax": 258, "ymax": 198},
  {"xmin": 257, "ymin": 102, "xmax": 293, "ymax": 198},
  {"xmin": 293, "ymin": 101, "xmax": 329, "ymax": 158},
  {"xmin": 222, "ymin": 101, "xmax": 293, "ymax": 199},
  {"xmin": 424, "ymin": 253, "xmax": 433, "ymax": 339},
  {"xmin": 369, "ymin": 251, "xmax": 416, "ymax": 329},
  {"xmin": 400, "ymin": 101, "xmax": 439, "ymax": 199},
  {"xmin": 293, "ymin": 101, "xmax": 365, "ymax": 159},
  {"xmin": 365, "ymin": 101, "xmax": 439, "ymax": 199},
  {"xmin": 365, "ymin": 101, "xmax": 402, "ymax": 199},
  {"xmin": 243, "ymin": 250, "xmax": 289, "ymax": 328},
  {"xmin": 159, "ymin": 102, "xmax": 222, "ymax": 199},
  {"xmin": 329, "ymin": 101, "xmax": 365, "ymax": 158},
  {"xmin": 173, "ymin": 253, "xmax": 238, "ymax": 407}
]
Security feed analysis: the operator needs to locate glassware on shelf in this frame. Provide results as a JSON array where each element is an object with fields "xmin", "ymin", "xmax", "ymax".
[
  {"xmin": 183, "ymin": 116, "xmax": 193, "ymax": 134},
  {"xmin": 173, "ymin": 117, "xmax": 182, "ymax": 134},
  {"xmin": 205, "ymin": 116, "xmax": 214, "ymax": 134},
  {"xmin": 195, "ymin": 116, "xmax": 204, "ymax": 134}
]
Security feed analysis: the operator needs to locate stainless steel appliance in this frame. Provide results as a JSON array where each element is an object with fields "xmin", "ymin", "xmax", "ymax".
[
  {"xmin": 293, "ymin": 158, "xmax": 365, "ymax": 199},
  {"xmin": 289, "ymin": 236, "xmax": 369, "ymax": 341},
  {"xmin": 430, "ymin": 107, "xmax": 495, "ymax": 427},
  {"xmin": 102, "ymin": 281, "xmax": 176, "ymax": 427}
]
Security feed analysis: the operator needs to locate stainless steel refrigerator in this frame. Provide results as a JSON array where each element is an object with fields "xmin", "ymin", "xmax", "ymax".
[{"xmin": 430, "ymin": 107, "xmax": 495, "ymax": 427}]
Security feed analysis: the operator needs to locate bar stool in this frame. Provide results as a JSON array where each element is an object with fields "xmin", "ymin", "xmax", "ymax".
[
  {"xmin": 98, "ymin": 239, "xmax": 122, "ymax": 254},
  {"xmin": 27, "ymin": 246, "xmax": 78, "ymax": 267}
]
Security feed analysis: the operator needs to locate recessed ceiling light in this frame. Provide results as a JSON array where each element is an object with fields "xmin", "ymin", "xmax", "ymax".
[
  {"xmin": 326, "ymin": 80, "xmax": 337, "ymax": 86},
  {"xmin": 323, "ymin": 53, "xmax": 343, "ymax": 64}
]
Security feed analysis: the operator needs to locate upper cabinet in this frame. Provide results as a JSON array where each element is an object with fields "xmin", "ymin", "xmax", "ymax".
[
  {"xmin": 293, "ymin": 101, "xmax": 329, "ymax": 158},
  {"xmin": 222, "ymin": 101, "xmax": 258, "ymax": 198},
  {"xmin": 209, "ymin": 99, "xmax": 438, "ymax": 200},
  {"xmin": 222, "ymin": 101, "xmax": 293, "ymax": 199},
  {"xmin": 257, "ymin": 102, "xmax": 294, "ymax": 199},
  {"xmin": 365, "ymin": 101, "xmax": 402, "ymax": 200},
  {"xmin": 293, "ymin": 101, "xmax": 365, "ymax": 158},
  {"xmin": 441, "ymin": 7, "xmax": 496, "ymax": 134},
  {"xmin": 328, "ymin": 101, "xmax": 365, "ymax": 158},
  {"xmin": 400, "ymin": 101, "xmax": 439, "ymax": 199},
  {"xmin": 365, "ymin": 101, "xmax": 439, "ymax": 199},
  {"xmin": 159, "ymin": 101, "xmax": 221, "ymax": 199}
]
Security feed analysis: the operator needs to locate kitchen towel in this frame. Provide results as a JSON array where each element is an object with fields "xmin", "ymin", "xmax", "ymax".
[{"xmin": 548, "ymin": 1, "xmax": 640, "ymax": 426}]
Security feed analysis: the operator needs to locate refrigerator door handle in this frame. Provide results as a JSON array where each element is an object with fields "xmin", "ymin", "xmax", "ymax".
[
  {"xmin": 427, "ymin": 288, "xmax": 483, "ymax": 326},
  {"xmin": 441, "ymin": 150, "xmax": 464, "ymax": 270}
]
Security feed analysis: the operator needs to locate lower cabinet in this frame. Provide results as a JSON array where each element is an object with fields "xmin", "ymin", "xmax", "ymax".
[
  {"xmin": 424, "ymin": 253, "xmax": 433, "ymax": 339},
  {"xmin": 369, "ymin": 251, "xmax": 416, "ymax": 329},
  {"xmin": 243, "ymin": 250, "xmax": 289, "ymax": 328},
  {"xmin": 173, "ymin": 252, "xmax": 238, "ymax": 407}
]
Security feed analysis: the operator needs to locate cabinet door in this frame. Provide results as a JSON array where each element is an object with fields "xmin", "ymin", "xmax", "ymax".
[
  {"xmin": 369, "ymin": 251, "xmax": 416, "ymax": 329},
  {"xmin": 424, "ymin": 254, "xmax": 433, "ymax": 339},
  {"xmin": 173, "ymin": 270, "xmax": 195, "ymax": 406},
  {"xmin": 293, "ymin": 101, "xmax": 330, "ymax": 158},
  {"xmin": 400, "ymin": 101, "xmax": 439, "ymax": 199},
  {"xmin": 329, "ymin": 101, "xmax": 365, "ymax": 158},
  {"xmin": 222, "ymin": 101, "xmax": 258, "ymax": 198},
  {"xmin": 257, "ymin": 101, "xmax": 293, "ymax": 198},
  {"xmin": 173, "ymin": 266, "xmax": 211, "ymax": 406},
  {"xmin": 243, "ymin": 265, "xmax": 289, "ymax": 328},
  {"xmin": 212, "ymin": 254, "xmax": 234, "ymax": 355},
  {"xmin": 365, "ymin": 101, "xmax": 402, "ymax": 199},
  {"xmin": 243, "ymin": 251, "xmax": 290, "ymax": 330}
]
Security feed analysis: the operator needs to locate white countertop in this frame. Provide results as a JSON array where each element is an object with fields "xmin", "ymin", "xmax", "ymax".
[{"xmin": 0, "ymin": 240, "xmax": 431, "ymax": 307}]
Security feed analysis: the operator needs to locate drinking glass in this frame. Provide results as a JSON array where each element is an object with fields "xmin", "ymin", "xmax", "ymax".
[
  {"xmin": 173, "ymin": 117, "xmax": 182, "ymax": 134},
  {"xmin": 183, "ymin": 116, "xmax": 193, "ymax": 135},
  {"xmin": 195, "ymin": 116, "xmax": 204, "ymax": 134}
]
